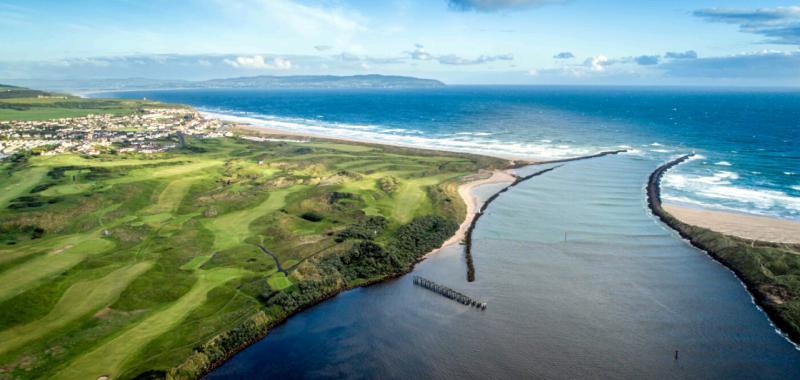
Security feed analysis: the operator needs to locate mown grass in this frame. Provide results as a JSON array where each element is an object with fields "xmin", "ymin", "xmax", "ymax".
[
  {"xmin": 0, "ymin": 134, "xmax": 506, "ymax": 379},
  {"xmin": 0, "ymin": 261, "xmax": 152, "ymax": 356},
  {"xmin": 0, "ymin": 237, "xmax": 114, "ymax": 301}
]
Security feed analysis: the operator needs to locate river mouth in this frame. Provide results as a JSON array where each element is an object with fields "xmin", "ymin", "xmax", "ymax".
[{"xmin": 209, "ymin": 154, "xmax": 800, "ymax": 379}]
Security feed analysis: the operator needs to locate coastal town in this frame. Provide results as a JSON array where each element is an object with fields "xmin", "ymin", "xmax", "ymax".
[{"xmin": 0, "ymin": 108, "xmax": 230, "ymax": 157}]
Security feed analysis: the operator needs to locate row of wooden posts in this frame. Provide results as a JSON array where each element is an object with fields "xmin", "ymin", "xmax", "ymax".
[{"xmin": 413, "ymin": 276, "xmax": 486, "ymax": 310}]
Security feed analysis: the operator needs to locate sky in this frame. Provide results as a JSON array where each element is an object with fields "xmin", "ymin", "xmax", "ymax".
[{"xmin": 1, "ymin": 0, "xmax": 800, "ymax": 85}]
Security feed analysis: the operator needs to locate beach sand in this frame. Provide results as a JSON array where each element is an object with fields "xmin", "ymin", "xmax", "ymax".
[
  {"xmin": 664, "ymin": 204, "xmax": 800, "ymax": 245},
  {"xmin": 425, "ymin": 170, "xmax": 517, "ymax": 257}
]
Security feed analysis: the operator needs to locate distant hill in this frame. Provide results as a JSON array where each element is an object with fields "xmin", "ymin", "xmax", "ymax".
[
  {"xmin": 199, "ymin": 74, "xmax": 444, "ymax": 89},
  {"xmin": 0, "ymin": 84, "xmax": 51, "ymax": 99},
  {"xmin": 4, "ymin": 75, "xmax": 445, "ymax": 93}
]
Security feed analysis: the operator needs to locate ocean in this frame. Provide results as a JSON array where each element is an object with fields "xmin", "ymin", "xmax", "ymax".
[{"xmin": 106, "ymin": 86, "xmax": 800, "ymax": 220}]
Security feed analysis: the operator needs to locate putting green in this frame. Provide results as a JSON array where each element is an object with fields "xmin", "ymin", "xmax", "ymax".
[{"xmin": 267, "ymin": 272, "xmax": 292, "ymax": 290}]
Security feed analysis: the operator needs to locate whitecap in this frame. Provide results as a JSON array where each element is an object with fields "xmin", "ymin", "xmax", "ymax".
[
  {"xmin": 715, "ymin": 161, "xmax": 732, "ymax": 166},
  {"xmin": 663, "ymin": 172, "xmax": 800, "ymax": 214},
  {"xmin": 201, "ymin": 110, "xmax": 599, "ymax": 160}
]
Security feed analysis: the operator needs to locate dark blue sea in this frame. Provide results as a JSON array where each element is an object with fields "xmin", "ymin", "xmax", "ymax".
[{"xmin": 107, "ymin": 86, "xmax": 799, "ymax": 220}]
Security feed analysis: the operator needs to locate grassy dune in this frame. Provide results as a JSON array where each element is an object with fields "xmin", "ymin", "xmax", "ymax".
[{"xmin": 0, "ymin": 134, "xmax": 505, "ymax": 379}]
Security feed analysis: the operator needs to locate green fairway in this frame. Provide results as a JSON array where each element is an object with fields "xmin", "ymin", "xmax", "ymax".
[
  {"xmin": 206, "ymin": 187, "xmax": 300, "ymax": 251},
  {"xmin": 0, "ymin": 166, "xmax": 47, "ymax": 209},
  {"xmin": 0, "ymin": 132, "xmax": 505, "ymax": 378},
  {"xmin": 56, "ymin": 267, "xmax": 246, "ymax": 380},
  {"xmin": 144, "ymin": 176, "xmax": 204, "ymax": 215},
  {"xmin": 0, "ymin": 262, "xmax": 152, "ymax": 356},
  {"xmin": 0, "ymin": 237, "xmax": 114, "ymax": 301},
  {"xmin": 39, "ymin": 183, "xmax": 93, "ymax": 196}
]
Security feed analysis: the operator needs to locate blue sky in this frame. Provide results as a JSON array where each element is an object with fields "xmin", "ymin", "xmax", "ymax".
[{"xmin": 1, "ymin": 0, "xmax": 800, "ymax": 85}]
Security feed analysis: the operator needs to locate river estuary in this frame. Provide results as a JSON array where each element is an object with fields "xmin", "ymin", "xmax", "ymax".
[{"xmin": 208, "ymin": 153, "xmax": 800, "ymax": 379}]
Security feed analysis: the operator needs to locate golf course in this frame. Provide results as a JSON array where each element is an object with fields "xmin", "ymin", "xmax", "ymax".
[{"xmin": 0, "ymin": 105, "xmax": 505, "ymax": 379}]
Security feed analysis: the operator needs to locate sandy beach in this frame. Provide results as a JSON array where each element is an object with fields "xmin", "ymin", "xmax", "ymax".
[
  {"xmin": 664, "ymin": 204, "xmax": 800, "ymax": 245},
  {"xmin": 425, "ymin": 170, "xmax": 517, "ymax": 257}
]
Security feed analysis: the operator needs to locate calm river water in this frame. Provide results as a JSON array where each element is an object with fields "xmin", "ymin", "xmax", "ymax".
[{"xmin": 208, "ymin": 154, "xmax": 800, "ymax": 379}]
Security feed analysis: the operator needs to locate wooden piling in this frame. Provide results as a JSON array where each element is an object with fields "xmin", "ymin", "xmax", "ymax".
[{"xmin": 412, "ymin": 276, "xmax": 486, "ymax": 310}]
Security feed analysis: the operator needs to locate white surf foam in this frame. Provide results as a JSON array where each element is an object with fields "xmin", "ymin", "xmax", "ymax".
[
  {"xmin": 202, "ymin": 110, "xmax": 597, "ymax": 160},
  {"xmin": 664, "ymin": 171, "xmax": 800, "ymax": 216},
  {"xmin": 715, "ymin": 161, "xmax": 732, "ymax": 166}
]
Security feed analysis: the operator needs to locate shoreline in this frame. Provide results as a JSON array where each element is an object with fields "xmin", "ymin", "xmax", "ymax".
[
  {"xmin": 647, "ymin": 154, "xmax": 800, "ymax": 346},
  {"xmin": 211, "ymin": 111, "xmax": 543, "ymax": 163},
  {"xmin": 425, "ymin": 170, "xmax": 518, "ymax": 258},
  {"xmin": 664, "ymin": 203, "xmax": 800, "ymax": 245},
  {"xmin": 212, "ymin": 111, "xmax": 800, "ymax": 234}
]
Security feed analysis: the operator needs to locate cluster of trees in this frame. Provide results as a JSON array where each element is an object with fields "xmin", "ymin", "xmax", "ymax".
[
  {"xmin": 263, "ymin": 278, "xmax": 339, "ymax": 314},
  {"xmin": 262, "ymin": 215, "xmax": 457, "ymax": 317},
  {"xmin": 328, "ymin": 215, "xmax": 457, "ymax": 282},
  {"xmin": 335, "ymin": 215, "xmax": 387, "ymax": 242},
  {"xmin": 167, "ymin": 312, "xmax": 272, "ymax": 380}
]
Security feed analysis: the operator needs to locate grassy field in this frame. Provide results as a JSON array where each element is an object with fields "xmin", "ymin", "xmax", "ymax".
[
  {"xmin": 0, "ymin": 132, "xmax": 505, "ymax": 379},
  {"xmin": 0, "ymin": 84, "xmax": 181, "ymax": 121}
]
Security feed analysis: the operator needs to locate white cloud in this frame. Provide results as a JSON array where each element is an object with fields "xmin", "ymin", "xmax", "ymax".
[
  {"xmin": 224, "ymin": 55, "xmax": 293, "ymax": 70},
  {"xmin": 584, "ymin": 55, "xmax": 611, "ymax": 71}
]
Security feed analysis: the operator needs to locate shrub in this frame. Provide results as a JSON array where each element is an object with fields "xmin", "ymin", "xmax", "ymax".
[
  {"xmin": 377, "ymin": 176, "xmax": 399, "ymax": 194},
  {"xmin": 335, "ymin": 216, "xmax": 387, "ymax": 242}
]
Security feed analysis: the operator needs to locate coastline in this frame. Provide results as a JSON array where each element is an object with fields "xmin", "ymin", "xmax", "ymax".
[
  {"xmin": 209, "ymin": 111, "xmax": 539, "ymax": 163},
  {"xmin": 647, "ymin": 154, "xmax": 800, "ymax": 346},
  {"xmin": 663, "ymin": 203, "xmax": 800, "ymax": 245},
  {"xmin": 425, "ymin": 170, "xmax": 517, "ymax": 258},
  {"xmin": 187, "ymin": 115, "xmax": 800, "ymax": 378}
]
